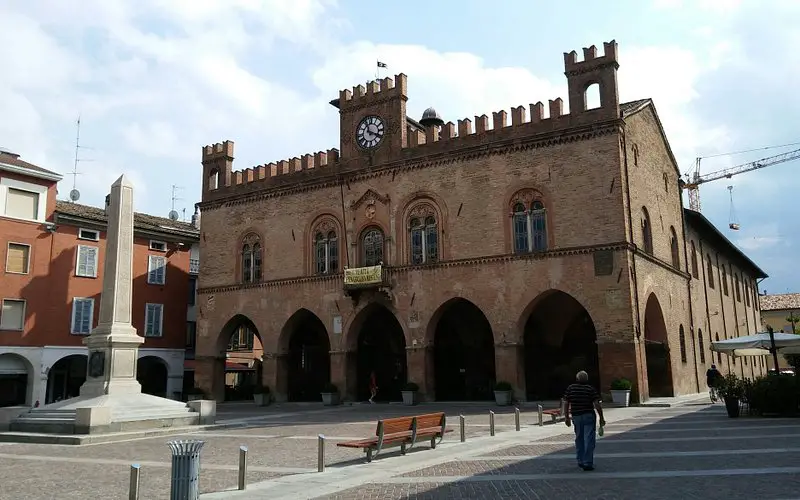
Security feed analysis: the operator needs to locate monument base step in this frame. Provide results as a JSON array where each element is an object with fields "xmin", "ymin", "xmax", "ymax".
[{"xmin": 0, "ymin": 419, "xmax": 214, "ymax": 445}]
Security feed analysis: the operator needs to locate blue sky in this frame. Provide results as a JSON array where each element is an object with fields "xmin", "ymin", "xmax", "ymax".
[{"xmin": 1, "ymin": 0, "xmax": 798, "ymax": 294}]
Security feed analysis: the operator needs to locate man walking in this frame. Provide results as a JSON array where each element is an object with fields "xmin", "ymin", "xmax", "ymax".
[
  {"xmin": 706, "ymin": 364, "xmax": 722, "ymax": 402},
  {"xmin": 562, "ymin": 370, "xmax": 605, "ymax": 471}
]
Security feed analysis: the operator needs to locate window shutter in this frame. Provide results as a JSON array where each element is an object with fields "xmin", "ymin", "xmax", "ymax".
[
  {"xmin": 155, "ymin": 304, "xmax": 163, "ymax": 336},
  {"xmin": 85, "ymin": 247, "xmax": 97, "ymax": 276},
  {"xmin": 72, "ymin": 300, "xmax": 82, "ymax": 333},
  {"xmin": 149, "ymin": 256, "xmax": 166, "ymax": 284},
  {"xmin": 5, "ymin": 188, "xmax": 39, "ymax": 219},
  {"xmin": 81, "ymin": 300, "xmax": 93, "ymax": 333},
  {"xmin": 6, "ymin": 244, "xmax": 29, "ymax": 273},
  {"xmin": 156, "ymin": 257, "xmax": 166, "ymax": 284},
  {"xmin": 145, "ymin": 304, "xmax": 155, "ymax": 335}
]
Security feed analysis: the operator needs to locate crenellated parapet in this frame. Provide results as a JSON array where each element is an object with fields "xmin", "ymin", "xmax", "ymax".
[
  {"xmin": 201, "ymin": 139, "xmax": 340, "ymax": 200},
  {"xmin": 338, "ymin": 74, "xmax": 408, "ymax": 111},
  {"xmin": 405, "ymin": 40, "xmax": 620, "ymax": 154}
]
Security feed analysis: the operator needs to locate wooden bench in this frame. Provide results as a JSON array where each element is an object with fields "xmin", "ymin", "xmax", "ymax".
[
  {"xmin": 542, "ymin": 408, "xmax": 563, "ymax": 423},
  {"xmin": 337, "ymin": 412, "xmax": 452, "ymax": 463}
]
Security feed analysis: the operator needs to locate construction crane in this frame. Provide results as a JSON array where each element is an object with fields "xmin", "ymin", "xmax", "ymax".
[{"xmin": 683, "ymin": 146, "xmax": 800, "ymax": 214}]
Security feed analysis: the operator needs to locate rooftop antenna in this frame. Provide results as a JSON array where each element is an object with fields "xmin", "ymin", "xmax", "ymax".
[
  {"xmin": 169, "ymin": 184, "xmax": 183, "ymax": 221},
  {"xmin": 68, "ymin": 115, "xmax": 94, "ymax": 203}
]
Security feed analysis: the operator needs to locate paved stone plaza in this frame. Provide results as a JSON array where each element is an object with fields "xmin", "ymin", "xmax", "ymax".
[{"xmin": 1, "ymin": 398, "xmax": 799, "ymax": 499}]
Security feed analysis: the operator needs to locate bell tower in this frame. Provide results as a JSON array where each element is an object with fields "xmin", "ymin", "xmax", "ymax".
[{"xmin": 334, "ymin": 74, "xmax": 408, "ymax": 166}]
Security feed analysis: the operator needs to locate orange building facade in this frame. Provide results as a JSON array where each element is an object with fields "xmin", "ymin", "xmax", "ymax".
[{"xmin": 0, "ymin": 149, "xmax": 200, "ymax": 408}]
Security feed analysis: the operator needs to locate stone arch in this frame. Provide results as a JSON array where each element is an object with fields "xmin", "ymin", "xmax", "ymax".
[
  {"xmin": 502, "ymin": 186, "xmax": 554, "ymax": 254},
  {"xmin": 643, "ymin": 292, "xmax": 674, "ymax": 398},
  {"xmin": 137, "ymin": 355, "xmax": 169, "ymax": 398},
  {"xmin": 428, "ymin": 297, "xmax": 496, "ymax": 401},
  {"xmin": 584, "ymin": 81, "xmax": 601, "ymax": 110},
  {"xmin": 306, "ymin": 213, "xmax": 344, "ymax": 275},
  {"xmin": 398, "ymin": 196, "xmax": 445, "ymax": 265},
  {"xmin": 214, "ymin": 314, "xmax": 263, "ymax": 402},
  {"xmin": 520, "ymin": 289, "xmax": 599, "ymax": 400},
  {"xmin": 0, "ymin": 352, "xmax": 35, "ymax": 406},
  {"xmin": 277, "ymin": 308, "xmax": 331, "ymax": 402},
  {"xmin": 46, "ymin": 354, "xmax": 87, "ymax": 404},
  {"xmin": 346, "ymin": 302, "xmax": 407, "ymax": 402},
  {"xmin": 208, "ymin": 168, "xmax": 219, "ymax": 190}
]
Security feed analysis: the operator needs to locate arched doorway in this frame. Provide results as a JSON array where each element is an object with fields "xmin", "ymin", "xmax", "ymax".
[
  {"xmin": 644, "ymin": 293, "xmax": 674, "ymax": 398},
  {"xmin": 523, "ymin": 290, "xmax": 599, "ymax": 400},
  {"xmin": 432, "ymin": 298, "xmax": 496, "ymax": 401},
  {"xmin": 137, "ymin": 356, "xmax": 169, "ymax": 398},
  {"xmin": 0, "ymin": 353, "xmax": 32, "ymax": 407},
  {"xmin": 352, "ymin": 304, "xmax": 407, "ymax": 402},
  {"xmin": 47, "ymin": 354, "xmax": 87, "ymax": 404},
  {"xmin": 282, "ymin": 309, "xmax": 331, "ymax": 402},
  {"xmin": 218, "ymin": 315, "xmax": 263, "ymax": 401}
]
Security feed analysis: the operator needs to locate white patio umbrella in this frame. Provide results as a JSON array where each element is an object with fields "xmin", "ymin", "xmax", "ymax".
[{"xmin": 710, "ymin": 329, "xmax": 800, "ymax": 371}]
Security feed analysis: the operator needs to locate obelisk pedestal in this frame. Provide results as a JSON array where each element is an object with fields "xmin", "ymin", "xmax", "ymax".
[
  {"xmin": 80, "ymin": 175, "xmax": 145, "ymax": 398},
  {"xmin": 7, "ymin": 175, "xmax": 211, "ymax": 440}
]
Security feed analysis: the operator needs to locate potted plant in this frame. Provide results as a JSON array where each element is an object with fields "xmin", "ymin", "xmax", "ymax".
[
  {"xmin": 401, "ymin": 382, "xmax": 420, "ymax": 406},
  {"xmin": 253, "ymin": 385, "xmax": 270, "ymax": 406},
  {"xmin": 718, "ymin": 373, "xmax": 743, "ymax": 418},
  {"xmin": 494, "ymin": 381, "xmax": 513, "ymax": 406},
  {"xmin": 321, "ymin": 382, "xmax": 340, "ymax": 406},
  {"xmin": 187, "ymin": 387, "xmax": 206, "ymax": 401},
  {"xmin": 610, "ymin": 378, "xmax": 632, "ymax": 407}
]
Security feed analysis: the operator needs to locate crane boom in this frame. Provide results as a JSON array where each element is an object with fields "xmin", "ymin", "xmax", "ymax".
[{"xmin": 684, "ymin": 147, "xmax": 800, "ymax": 212}]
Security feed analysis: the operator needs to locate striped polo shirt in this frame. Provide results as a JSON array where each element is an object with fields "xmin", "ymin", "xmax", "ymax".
[{"xmin": 563, "ymin": 383, "xmax": 600, "ymax": 416}]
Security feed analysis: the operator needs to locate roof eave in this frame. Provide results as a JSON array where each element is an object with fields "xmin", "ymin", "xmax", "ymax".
[
  {"xmin": 54, "ymin": 211, "xmax": 200, "ymax": 242},
  {"xmin": 0, "ymin": 162, "xmax": 63, "ymax": 182}
]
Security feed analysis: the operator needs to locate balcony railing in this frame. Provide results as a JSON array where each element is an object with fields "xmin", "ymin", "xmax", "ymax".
[{"xmin": 189, "ymin": 258, "xmax": 199, "ymax": 275}]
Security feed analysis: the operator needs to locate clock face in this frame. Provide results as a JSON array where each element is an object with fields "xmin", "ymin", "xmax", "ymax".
[{"xmin": 356, "ymin": 115, "xmax": 385, "ymax": 150}]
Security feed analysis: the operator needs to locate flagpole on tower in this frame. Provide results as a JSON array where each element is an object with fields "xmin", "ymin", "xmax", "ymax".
[{"xmin": 376, "ymin": 60, "xmax": 387, "ymax": 80}]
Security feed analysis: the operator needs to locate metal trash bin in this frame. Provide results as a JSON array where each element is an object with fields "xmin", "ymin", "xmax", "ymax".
[{"xmin": 167, "ymin": 439, "xmax": 205, "ymax": 500}]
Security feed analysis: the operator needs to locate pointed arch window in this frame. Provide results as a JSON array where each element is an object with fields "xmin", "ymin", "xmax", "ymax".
[
  {"xmin": 410, "ymin": 216, "xmax": 438, "ymax": 265},
  {"xmin": 734, "ymin": 273, "xmax": 741, "ymax": 302},
  {"xmin": 314, "ymin": 230, "xmax": 339, "ymax": 275},
  {"xmin": 511, "ymin": 197, "xmax": 547, "ymax": 254},
  {"xmin": 641, "ymin": 207, "xmax": 653, "ymax": 254},
  {"xmin": 706, "ymin": 254, "xmax": 715, "ymax": 289},
  {"xmin": 669, "ymin": 226, "xmax": 680, "ymax": 268},
  {"xmin": 690, "ymin": 241, "xmax": 699, "ymax": 278},
  {"xmin": 698, "ymin": 328, "xmax": 706, "ymax": 363},
  {"xmin": 361, "ymin": 227, "xmax": 384, "ymax": 267},
  {"xmin": 241, "ymin": 234, "xmax": 262, "ymax": 284},
  {"xmin": 679, "ymin": 325, "xmax": 687, "ymax": 363},
  {"xmin": 721, "ymin": 264, "xmax": 729, "ymax": 296}
]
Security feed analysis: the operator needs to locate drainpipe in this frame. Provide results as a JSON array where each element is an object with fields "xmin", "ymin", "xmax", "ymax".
[{"xmin": 677, "ymin": 204, "xmax": 699, "ymax": 393}]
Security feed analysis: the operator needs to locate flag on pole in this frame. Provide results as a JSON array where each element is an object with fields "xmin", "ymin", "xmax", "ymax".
[{"xmin": 377, "ymin": 61, "xmax": 387, "ymax": 68}]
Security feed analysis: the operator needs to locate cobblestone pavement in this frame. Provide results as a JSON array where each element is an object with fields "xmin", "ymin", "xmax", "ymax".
[
  {"xmin": 308, "ymin": 402, "xmax": 800, "ymax": 500},
  {"xmin": 0, "ymin": 402, "xmax": 551, "ymax": 499}
]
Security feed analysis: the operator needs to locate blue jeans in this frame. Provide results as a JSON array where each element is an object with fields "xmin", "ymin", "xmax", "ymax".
[{"xmin": 572, "ymin": 412, "xmax": 597, "ymax": 467}]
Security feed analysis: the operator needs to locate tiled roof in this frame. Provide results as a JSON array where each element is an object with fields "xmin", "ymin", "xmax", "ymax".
[
  {"xmin": 759, "ymin": 293, "xmax": 800, "ymax": 311},
  {"xmin": 0, "ymin": 150, "xmax": 62, "ymax": 179},
  {"xmin": 683, "ymin": 208, "xmax": 768, "ymax": 279},
  {"xmin": 55, "ymin": 200, "xmax": 199, "ymax": 239}
]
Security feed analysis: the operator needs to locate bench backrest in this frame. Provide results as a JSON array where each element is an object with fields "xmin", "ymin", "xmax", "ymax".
[
  {"xmin": 376, "ymin": 416, "xmax": 415, "ymax": 436},
  {"xmin": 414, "ymin": 412, "xmax": 446, "ymax": 431}
]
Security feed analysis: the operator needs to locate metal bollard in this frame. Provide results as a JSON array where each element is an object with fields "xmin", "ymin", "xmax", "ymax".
[
  {"xmin": 537, "ymin": 404, "xmax": 544, "ymax": 427},
  {"xmin": 489, "ymin": 411, "xmax": 495, "ymax": 436},
  {"xmin": 515, "ymin": 407, "xmax": 521, "ymax": 431},
  {"xmin": 167, "ymin": 439, "xmax": 205, "ymax": 500},
  {"xmin": 318, "ymin": 434, "xmax": 325, "ymax": 472},
  {"xmin": 129, "ymin": 464, "xmax": 140, "ymax": 500},
  {"xmin": 238, "ymin": 446, "xmax": 248, "ymax": 491},
  {"xmin": 459, "ymin": 415, "xmax": 466, "ymax": 442}
]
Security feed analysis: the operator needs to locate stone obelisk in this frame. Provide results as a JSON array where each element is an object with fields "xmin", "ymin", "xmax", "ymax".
[{"xmin": 80, "ymin": 174, "xmax": 145, "ymax": 397}]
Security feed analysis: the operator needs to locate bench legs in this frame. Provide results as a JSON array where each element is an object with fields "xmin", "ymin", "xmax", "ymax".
[
  {"xmin": 401, "ymin": 443, "xmax": 406, "ymax": 455},
  {"xmin": 366, "ymin": 449, "xmax": 373, "ymax": 463},
  {"xmin": 430, "ymin": 437, "xmax": 436, "ymax": 449}
]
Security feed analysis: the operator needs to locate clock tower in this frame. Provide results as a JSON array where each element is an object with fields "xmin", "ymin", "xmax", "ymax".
[{"xmin": 333, "ymin": 74, "xmax": 408, "ymax": 167}]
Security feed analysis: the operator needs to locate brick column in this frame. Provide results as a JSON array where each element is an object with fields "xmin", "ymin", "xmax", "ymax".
[
  {"xmin": 195, "ymin": 355, "xmax": 225, "ymax": 402},
  {"xmin": 495, "ymin": 343, "xmax": 526, "ymax": 401},
  {"xmin": 263, "ymin": 353, "xmax": 285, "ymax": 402},
  {"xmin": 330, "ymin": 350, "xmax": 353, "ymax": 401},
  {"xmin": 405, "ymin": 345, "xmax": 432, "ymax": 400},
  {"xmin": 597, "ymin": 339, "xmax": 645, "ymax": 403}
]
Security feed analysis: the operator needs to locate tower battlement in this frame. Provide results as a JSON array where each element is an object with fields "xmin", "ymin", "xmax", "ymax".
[
  {"xmin": 338, "ymin": 74, "xmax": 408, "ymax": 110},
  {"xmin": 564, "ymin": 40, "xmax": 619, "ymax": 75},
  {"xmin": 201, "ymin": 139, "xmax": 340, "ymax": 200}
]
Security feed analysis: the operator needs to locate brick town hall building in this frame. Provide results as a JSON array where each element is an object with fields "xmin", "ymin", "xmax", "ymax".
[{"xmin": 193, "ymin": 40, "xmax": 769, "ymax": 404}]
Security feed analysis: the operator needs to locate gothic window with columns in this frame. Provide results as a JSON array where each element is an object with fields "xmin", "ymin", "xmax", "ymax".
[
  {"xmin": 641, "ymin": 207, "xmax": 653, "ymax": 255},
  {"xmin": 361, "ymin": 227, "xmax": 384, "ymax": 266},
  {"xmin": 510, "ymin": 190, "xmax": 547, "ymax": 254},
  {"xmin": 408, "ymin": 203, "xmax": 438, "ymax": 265},
  {"xmin": 312, "ymin": 218, "xmax": 339, "ymax": 275},
  {"xmin": 241, "ymin": 233, "xmax": 262, "ymax": 283}
]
